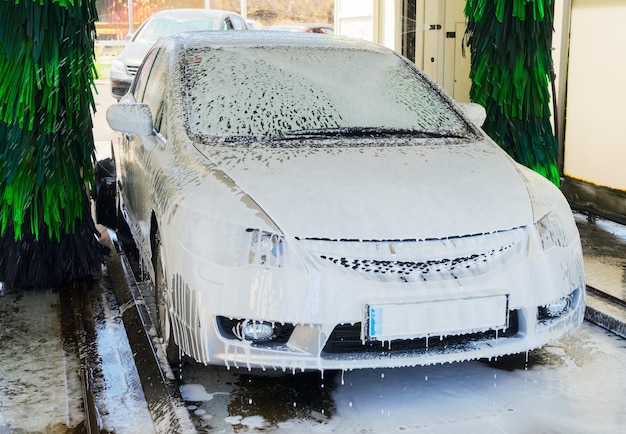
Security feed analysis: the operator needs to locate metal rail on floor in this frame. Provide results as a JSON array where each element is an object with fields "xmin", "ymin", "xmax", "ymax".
[{"xmin": 104, "ymin": 234, "xmax": 197, "ymax": 434}]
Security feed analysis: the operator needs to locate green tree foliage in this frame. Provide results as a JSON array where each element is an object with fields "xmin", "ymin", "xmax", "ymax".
[
  {"xmin": 464, "ymin": 0, "xmax": 560, "ymax": 185},
  {"xmin": 0, "ymin": 0, "xmax": 106, "ymax": 287}
]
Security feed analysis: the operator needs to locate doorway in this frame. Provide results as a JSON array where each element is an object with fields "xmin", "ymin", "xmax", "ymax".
[{"xmin": 402, "ymin": 0, "xmax": 471, "ymax": 102}]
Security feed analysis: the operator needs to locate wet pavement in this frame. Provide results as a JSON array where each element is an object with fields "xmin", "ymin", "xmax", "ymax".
[
  {"xmin": 0, "ymin": 258, "xmax": 156, "ymax": 433},
  {"xmin": 180, "ymin": 321, "xmax": 626, "ymax": 433},
  {"xmin": 1, "ymin": 200, "xmax": 625, "ymax": 434},
  {"xmin": 0, "ymin": 288, "xmax": 84, "ymax": 433},
  {"xmin": 574, "ymin": 213, "xmax": 626, "ymax": 338},
  {"xmin": 576, "ymin": 214, "xmax": 626, "ymax": 302}
]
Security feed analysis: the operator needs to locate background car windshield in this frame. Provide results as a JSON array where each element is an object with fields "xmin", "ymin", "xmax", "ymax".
[
  {"xmin": 185, "ymin": 46, "xmax": 469, "ymax": 139},
  {"xmin": 135, "ymin": 17, "xmax": 219, "ymax": 44}
]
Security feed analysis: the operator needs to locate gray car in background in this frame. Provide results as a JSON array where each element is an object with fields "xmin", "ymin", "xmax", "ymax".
[
  {"xmin": 110, "ymin": 8, "xmax": 247, "ymax": 99},
  {"xmin": 267, "ymin": 23, "xmax": 334, "ymax": 34}
]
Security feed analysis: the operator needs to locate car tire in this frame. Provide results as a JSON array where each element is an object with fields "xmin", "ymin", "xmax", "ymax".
[
  {"xmin": 94, "ymin": 158, "xmax": 118, "ymax": 230},
  {"xmin": 154, "ymin": 231, "xmax": 181, "ymax": 372},
  {"xmin": 114, "ymin": 193, "xmax": 134, "ymax": 250}
]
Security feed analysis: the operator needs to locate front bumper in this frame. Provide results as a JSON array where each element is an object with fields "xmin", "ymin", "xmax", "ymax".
[
  {"xmin": 110, "ymin": 76, "xmax": 132, "ymax": 100},
  {"xmin": 204, "ymin": 288, "xmax": 585, "ymax": 372},
  {"xmin": 166, "ymin": 228, "xmax": 586, "ymax": 372}
]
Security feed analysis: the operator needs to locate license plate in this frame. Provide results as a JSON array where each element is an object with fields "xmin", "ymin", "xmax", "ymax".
[{"xmin": 366, "ymin": 295, "xmax": 508, "ymax": 341}]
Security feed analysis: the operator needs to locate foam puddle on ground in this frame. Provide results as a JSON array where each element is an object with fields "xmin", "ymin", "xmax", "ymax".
[{"xmin": 0, "ymin": 289, "xmax": 84, "ymax": 432}]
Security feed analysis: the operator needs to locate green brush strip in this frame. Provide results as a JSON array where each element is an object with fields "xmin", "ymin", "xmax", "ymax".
[
  {"xmin": 0, "ymin": 0, "xmax": 98, "ymax": 241},
  {"xmin": 465, "ymin": 0, "xmax": 560, "ymax": 186}
]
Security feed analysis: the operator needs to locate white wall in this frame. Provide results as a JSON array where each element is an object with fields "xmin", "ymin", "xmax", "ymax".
[
  {"xmin": 335, "ymin": 0, "xmax": 400, "ymax": 51},
  {"xmin": 335, "ymin": 0, "xmax": 376, "ymax": 42},
  {"xmin": 379, "ymin": 0, "xmax": 401, "ymax": 51},
  {"xmin": 563, "ymin": 0, "xmax": 626, "ymax": 191}
]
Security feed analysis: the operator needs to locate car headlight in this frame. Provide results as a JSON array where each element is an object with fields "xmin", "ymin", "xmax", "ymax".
[
  {"xmin": 247, "ymin": 228, "xmax": 284, "ymax": 267},
  {"xmin": 517, "ymin": 164, "xmax": 579, "ymax": 252},
  {"xmin": 536, "ymin": 211, "xmax": 570, "ymax": 251},
  {"xmin": 110, "ymin": 59, "xmax": 129, "ymax": 78},
  {"xmin": 532, "ymin": 197, "xmax": 579, "ymax": 252}
]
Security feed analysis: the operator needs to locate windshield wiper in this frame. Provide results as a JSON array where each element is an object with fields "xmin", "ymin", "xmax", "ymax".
[
  {"xmin": 282, "ymin": 127, "xmax": 470, "ymax": 139},
  {"xmin": 204, "ymin": 127, "xmax": 471, "ymax": 145}
]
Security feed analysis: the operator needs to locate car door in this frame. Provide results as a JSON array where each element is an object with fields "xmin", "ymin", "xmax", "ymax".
[
  {"xmin": 135, "ymin": 49, "xmax": 169, "ymax": 247},
  {"xmin": 121, "ymin": 47, "xmax": 167, "ymax": 250}
]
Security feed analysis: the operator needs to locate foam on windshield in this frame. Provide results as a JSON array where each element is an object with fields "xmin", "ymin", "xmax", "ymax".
[{"xmin": 184, "ymin": 46, "xmax": 467, "ymax": 139}]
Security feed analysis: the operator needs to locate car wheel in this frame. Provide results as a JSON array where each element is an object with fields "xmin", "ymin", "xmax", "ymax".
[
  {"xmin": 154, "ymin": 231, "xmax": 181, "ymax": 373},
  {"xmin": 94, "ymin": 158, "xmax": 118, "ymax": 229},
  {"xmin": 114, "ymin": 193, "xmax": 134, "ymax": 250}
]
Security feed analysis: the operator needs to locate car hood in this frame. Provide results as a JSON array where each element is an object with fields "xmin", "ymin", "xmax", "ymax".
[
  {"xmin": 117, "ymin": 41, "xmax": 153, "ymax": 68},
  {"xmin": 199, "ymin": 139, "xmax": 533, "ymax": 240}
]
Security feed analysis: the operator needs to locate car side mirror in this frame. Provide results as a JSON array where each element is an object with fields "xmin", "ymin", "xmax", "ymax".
[
  {"xmin": 106, "ymin": 102, "xmax": 154, "ymax": 137},
  {"xmin": 458, "ymin": 102, "xmax": 487, "ymax": 128}
]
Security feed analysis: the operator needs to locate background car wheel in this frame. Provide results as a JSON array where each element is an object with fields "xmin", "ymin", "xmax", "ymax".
[
  {"xmin": 94, "ymin": 158, "xmax": 118, "ymax": 230},
  {"xmin": 154, "ymin": 231, "xmax": 182, "ymax": 374}
]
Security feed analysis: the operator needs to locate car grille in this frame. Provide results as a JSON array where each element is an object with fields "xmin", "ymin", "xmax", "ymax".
[
  {"xmin": 300, "ymin": 228, "xmax": 527, "ymax": 282},
  {"xmin": 319, "ymin": 251, "xmax": 510, "ymax": 279},
  {"xmin": 126, "ymin": 65, "xmax": 139, "ymax": 76},
  {"xmin": 321, "ymin": 310, "xmax": 519, "ymax": 356},
  {"xmin": 111, "ymin": 86, "xmax": 128, "ymax": 99}
]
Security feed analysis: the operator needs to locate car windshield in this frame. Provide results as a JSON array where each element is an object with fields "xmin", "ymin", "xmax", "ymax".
[
  {"xmin": 184, "ymin": 45, "xmax": 471, "ymax": 140},
  {"xmin": 135, "ymin": 16, "xmax": 220, "ymax": 44}
]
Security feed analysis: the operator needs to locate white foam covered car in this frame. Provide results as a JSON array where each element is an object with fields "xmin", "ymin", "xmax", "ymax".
[{"xmin": 105, "ymin": 31, "xmax": 585, "ymax": 372}]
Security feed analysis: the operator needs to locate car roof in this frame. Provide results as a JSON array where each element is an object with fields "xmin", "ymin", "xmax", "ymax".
[
  {"xmin": 268, "ymin": 23, "xmax": 334, "ymax": 30},
  {"xmin": 148, "ymin": 8, "xmax": 238, "ymax": 19},
  {"xmin": 165, "ymin": 30, "xmax": 386, "ymax": 53}
]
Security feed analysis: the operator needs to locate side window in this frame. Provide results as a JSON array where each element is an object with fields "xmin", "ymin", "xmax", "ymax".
[
  {"xmin": 230, "ymin": 16, "xmax": 246, "ymax": 30},
  {"xmin": 141, "ymin": 52, "xmax": 169, "ymax": 137},
  {"xmin": 223, "ymin": 17, "xmax": 233, "ymax": 30},
  {"xmin": 131, "ymin": 48, "xmax": 159, "ymax": 102}
]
